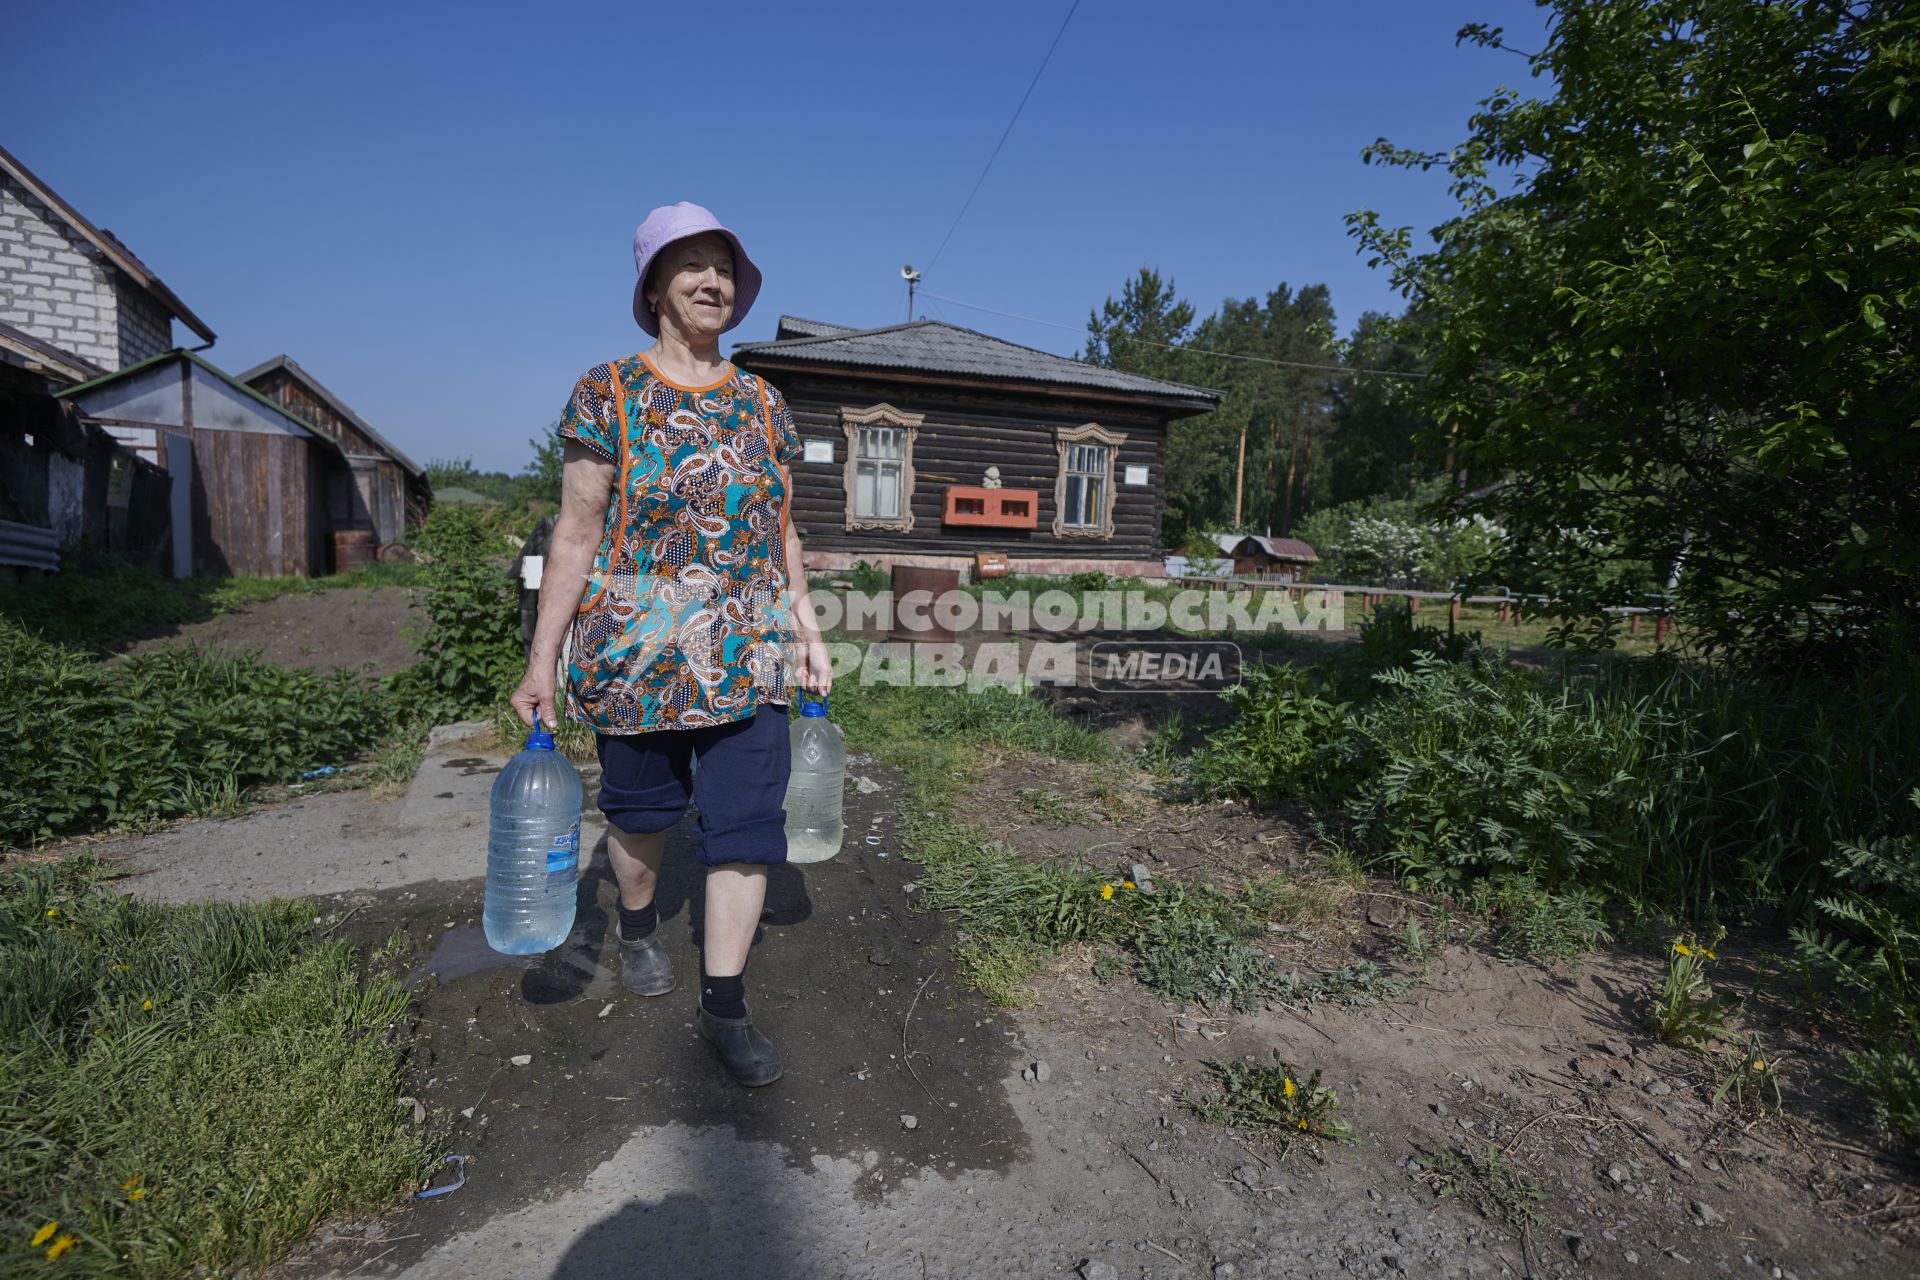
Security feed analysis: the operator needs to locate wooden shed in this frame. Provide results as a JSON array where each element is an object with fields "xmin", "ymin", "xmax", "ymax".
[
  {"xmin": 733, "ymin": 317, "xmax": 1220, "ymax": 577},
  {"xmin": 240, "ymin": 355, "xmax": 430, "ymax": 545},
  {"xmin": 1214, "ymin": 533, "xmax": 1321, "ymax": 582},
  {"xmin": 56, "ymin": 349, "xmax": 348, "ymax": 578}
]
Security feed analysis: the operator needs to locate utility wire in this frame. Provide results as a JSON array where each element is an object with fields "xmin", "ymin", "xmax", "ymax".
[
  {"xmin": 924, "ymin": 0, "xmax": 1082, "ymax": 273},
  {"xmin": 918, "ymin": 289, "xmax": 1431, "ymax": 380}
]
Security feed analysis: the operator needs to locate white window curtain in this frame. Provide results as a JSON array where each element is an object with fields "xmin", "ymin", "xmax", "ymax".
[
  {"xmin": 1061, "ymin": 441, "xmax": 1108, "ymax": 529},
  {"xmin": 853, "ymin": 425, "xmax": 905, "ymax": 519}
]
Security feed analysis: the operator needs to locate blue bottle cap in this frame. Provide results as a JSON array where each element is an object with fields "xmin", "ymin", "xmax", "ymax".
[
  {"xmin": 525, "ymin": 730, "xmax": 556, "ymax": 750},
  {"xmin": 800, "ymin": 698, "xmax": 828, "ymax": 718}
]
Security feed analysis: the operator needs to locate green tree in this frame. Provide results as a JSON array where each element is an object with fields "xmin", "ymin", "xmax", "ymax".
[
  {"xmin": 1349, "ymin": 0, "xmax": 1920, "ymax": 659},
  {"xmin": 1327, "ymin": 312, "xmax": 1431, "ymax": 506},
  {"xmin": 1081, "ymin": 267, "xmax": 1197, "ymax": 381},
  {"xmin": 1192, "ymin": 284, "xmax": 1340, "ymax": 536}
]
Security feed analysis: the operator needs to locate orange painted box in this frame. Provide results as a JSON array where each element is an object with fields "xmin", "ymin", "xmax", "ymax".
[{"xmin": 942, "ymin": 485, "xmax": 1039, "ymax": 529}]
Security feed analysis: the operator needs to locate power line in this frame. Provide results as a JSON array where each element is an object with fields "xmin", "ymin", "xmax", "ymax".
[
  {"xmin": 918, "ymin": 289, "xmax": 1430, "ymax": 381},
  {"xmin": 924, "ymin": 0, "xmax": 1082, "ymax": 273}
]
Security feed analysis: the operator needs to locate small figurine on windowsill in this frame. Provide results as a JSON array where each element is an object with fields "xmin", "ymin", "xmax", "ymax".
[{"xmin": 982, "ymin": 465, "xmax": 1002, "ymax": 489}]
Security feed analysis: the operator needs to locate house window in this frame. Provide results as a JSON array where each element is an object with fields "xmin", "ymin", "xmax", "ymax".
[
  {"xmin": 1060, "ymin": 441, "xmax": 1108, "ymax": 531},
  {"xmin": 853, "ymin": 424, "xmax": 906, "ymax": 520},
  {"xmin": 1052, "ymin": 423, "xmax": 1127, "ymax": 538},
  {"xmin": 840, "ymin": 403, "xmax": 925, "ymax": 532}
]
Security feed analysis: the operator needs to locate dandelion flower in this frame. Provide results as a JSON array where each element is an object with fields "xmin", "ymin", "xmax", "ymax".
[
  {"xmin": 1752, "ymin": 1060, "xmax": 1767, "ymax": 1073},
  {"xmin": 45, "ymin": 908, "xmax": 58, "ymax": 919},
  {"xmin": 1122, "ymin": 881, "xmax": 1136, "ymax": 890},
  {"xmin": 128, "ymin": 1187, "xmax": 145, "ymax": 1202},
  {"xmin": 142, "ymin": 1000, "xmax": 154, "ymax": 1012},
  {"xmin": 1283, "ymin": 1077, "xmax": 1296, "ymax": 1099},
  {"xmin": 1100, "ymin": 884, "xmax": 1114, "ymax": 901},
  {"xmin": 1297, "ymin": 1118, "xmax": 1308, "ymax": 1130},
  {"xmin": 109, "ymin": 964, "xmax": 127, "ymax": 973},
  {"xmin": 122, "ymin": 1175, "xmax": 144, "ymax": 1195},
  {"xmin": 45, "ymin": 1234, "xmax": 76, "ymax": 1261},
  {"xmin": 1672, "ymin": 942, "xmax": 1692, "ymax": 956},
  {"xmin": 1702, "ymin": 948, "xmax": 1717, "ymax": 960},
  {"xmin": 31, "ymin": 1223, "xmax": 57, "ymax": 1247}
]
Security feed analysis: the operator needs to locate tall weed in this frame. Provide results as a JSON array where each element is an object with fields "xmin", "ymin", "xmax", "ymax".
[{"xmin": 0, "ymin": 620, "xmax": 394, "ymax": 848}]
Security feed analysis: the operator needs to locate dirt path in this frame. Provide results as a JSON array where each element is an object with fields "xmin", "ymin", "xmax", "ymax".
[
  {"xmin": 99, "ymin": 733, "xmax": 1916, "ymax": 1280},
  {"xmin": 119, "ymin": 585, "xmax": 424, "ymax": 677}
]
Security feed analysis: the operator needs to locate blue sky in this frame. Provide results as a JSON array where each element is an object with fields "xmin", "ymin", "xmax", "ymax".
[{"xmin": 8, "ymin": 0, "xmax": 1552, "ymax": 471}]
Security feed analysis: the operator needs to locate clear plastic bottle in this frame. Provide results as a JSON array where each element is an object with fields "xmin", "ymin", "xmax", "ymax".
[
  {"xmin": 783, "ymin": 697, "xmax": 844, "ymax": 863},
  {"xmin": 483, "ymin": 729, "xmax": 583, "ymax": 954}
]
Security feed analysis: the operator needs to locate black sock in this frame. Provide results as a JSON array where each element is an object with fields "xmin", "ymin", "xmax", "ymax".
[
  {"xmin": 700, "ymin": 971, "xmax": 747, "ymax": 1020},
  {"xmin": 618, "ymin": 902, "xmax": 657, "ymax": 942}
]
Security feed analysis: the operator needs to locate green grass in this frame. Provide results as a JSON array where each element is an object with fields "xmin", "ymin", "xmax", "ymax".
[
  {"xmin": 831, "ymin": 664, "xmax": 1364, "ymax": 1008},
  {"xmin": 0, "ymin": 857, "xmax": 428, "ymax": 1277}
]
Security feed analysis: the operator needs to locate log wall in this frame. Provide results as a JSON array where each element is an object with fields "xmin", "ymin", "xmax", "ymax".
[{"xmin": 751, "ymin": 368, "xmax": 1172, "ymax": 560}]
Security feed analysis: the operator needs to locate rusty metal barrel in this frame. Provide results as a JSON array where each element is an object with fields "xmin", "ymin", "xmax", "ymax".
[
  {"xmin": 333, "ymin": 527, "xmax": 377, "ymax": 571},
  {"xmin": 889, "ymin": 564, "xmax": 960, "ymax": 644}
]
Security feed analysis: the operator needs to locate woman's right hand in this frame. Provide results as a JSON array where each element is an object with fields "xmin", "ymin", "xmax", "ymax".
[{"xmin": 510, "ymin": 657, "xmax": 558, "ymax": 730}]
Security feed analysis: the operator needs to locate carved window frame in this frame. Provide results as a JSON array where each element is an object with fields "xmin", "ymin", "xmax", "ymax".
[
  {"xmin": 840, "ymin": 402, "xmax": 924, "ymax": 532},
  {"xmin": 1052, "ymin": 422, "xmax": 1127, "ymax": 538}
]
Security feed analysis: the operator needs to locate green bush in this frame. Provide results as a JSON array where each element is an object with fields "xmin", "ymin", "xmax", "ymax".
[
  {"xmin": 0, "ymin": 620, "xmax": 394, "ymax": 848},
  {"xmin": 0, "ymin": 559, "xmax": 205, "ymax": 652},
  {"xmin": 0, "ymin": 858, "xmax": 427, "ymax": 1276},
  {"xmin": 1794, "ymin": 792, "xmax": 1920, "ymax": 1144},
  {"xmin": 390, "ymin": 505, "xmax": 525, "ymax": 720},
  {"xmin": 1189, "ymin": 665, "xmax": 1352, "ymax": 808}
]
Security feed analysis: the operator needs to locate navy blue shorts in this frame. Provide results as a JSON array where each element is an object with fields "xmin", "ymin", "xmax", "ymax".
[{"xmin": 594, "ymin": 704, "xmax": 790, "ymax": 866}]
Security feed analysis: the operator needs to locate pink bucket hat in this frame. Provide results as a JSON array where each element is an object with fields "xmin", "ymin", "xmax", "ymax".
[{"xmin": 630, "ymin": 202, "xmax": 762, "ymax": 337}]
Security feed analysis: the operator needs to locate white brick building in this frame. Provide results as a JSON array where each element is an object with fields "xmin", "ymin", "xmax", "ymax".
[{"xmin": 0, "ymin": 143, "xmax": 215, "ymax": 373}]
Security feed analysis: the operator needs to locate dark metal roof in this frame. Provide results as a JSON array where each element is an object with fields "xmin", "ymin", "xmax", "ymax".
[
  {"xmin": 735, "ymin": 317, "xmax": 1221, "ymax": 412},
  {"xmin": 0, "ymin": 320, "xmax": 107, "ymax": 384},
  {"xmin": 237, "ymin": 354, "xmax": 425, "ymax": 478},
  {"xmin": 0, "ymin": 143, "xmax": 217, "ymax": 346},
  {"xmin": 773, "ymin": 316, "xmax": 858, "ymax": 340},
  {"xmin": 1215, "ymin": 533, "xmax": 1319, "ymax": 562}
]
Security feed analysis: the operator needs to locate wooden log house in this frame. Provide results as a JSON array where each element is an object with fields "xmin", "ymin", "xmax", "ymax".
[{"xmin": 733, "ymin": 317, "xmax": 1221, "ymax": 577}]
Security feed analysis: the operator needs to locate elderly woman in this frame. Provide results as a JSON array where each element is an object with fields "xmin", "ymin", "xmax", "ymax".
[{"xmin": 511, "ymin": 202, "xmax": 831, "ymax": 1088}]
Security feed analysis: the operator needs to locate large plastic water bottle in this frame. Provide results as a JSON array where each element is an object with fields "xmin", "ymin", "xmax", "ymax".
[
  {"xmin": 784, "ymin": 697, "xmax": 844, "ymax": 863},
  {"xmin": 484, "ymin": 729, "xmax": 583, "ymax": 954}
]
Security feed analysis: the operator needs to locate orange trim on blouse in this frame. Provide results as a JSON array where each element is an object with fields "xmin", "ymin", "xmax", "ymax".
[
  {"xmin": 579, "ymin": 361, "xmax": 630, "ymax": 614},
  {"xmin": 639, "ymin": 351, "xmax": 736, "ymax": 394}
]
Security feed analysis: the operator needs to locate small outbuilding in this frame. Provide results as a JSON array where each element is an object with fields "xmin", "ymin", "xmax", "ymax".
[
  {"xmin": 56, "ymin": 349, "xmax": 349, "ymax": 578},
  {"xmin": 1213, "ymin": 532, "xmax": 1320, "ymax": 582},
  {"xmin": 239, "ymin": 355, "xmax": 429, "ymax": 546}
]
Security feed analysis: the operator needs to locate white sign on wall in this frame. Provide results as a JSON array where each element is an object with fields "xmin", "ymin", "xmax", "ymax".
[
  {"xmin": 1123, "ymin": 464, "xmax": 1149, "ymax": 486},
  {"xmin": 803, "ymin": 439, "xmax": 835, "ymax": 464}
]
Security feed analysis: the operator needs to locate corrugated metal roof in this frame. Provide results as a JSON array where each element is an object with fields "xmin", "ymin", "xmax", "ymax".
[
  {"xmin": 1211, "ymin": 533, "xmax": 1320, "ymax": 562},
  {"xmin": 735, "ymin": 318, "xmax": 1221, "ymax": 411},
  {"xmin": 773, "ymin": 316, "xmax": 858, "ymax": 340},
  {"xmin": 237, "ymin": 355, "xmax": 425, "ymax": 478}
]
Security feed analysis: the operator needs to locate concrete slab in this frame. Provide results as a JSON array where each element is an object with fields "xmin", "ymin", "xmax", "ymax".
[{"xmin": 100, "ymin": 732, "xmax": 604, "ymax": 904}]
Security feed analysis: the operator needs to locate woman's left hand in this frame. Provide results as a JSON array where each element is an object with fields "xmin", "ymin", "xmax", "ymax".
[{"xmin": 796, "ymin": 633, "xmax": 833, "ymax": 696}]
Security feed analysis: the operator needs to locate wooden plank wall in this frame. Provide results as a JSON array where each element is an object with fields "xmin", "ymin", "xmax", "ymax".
[
  {"xmin": 250, "ymin": 369, "xmax": 383, "ymax": 457},
  {"xmin": 189, "ymin": 429, "xmax": 311, "ymax": 577},
  {"xmin": 763, "ymin": 371, "xmax": 1170, "ymax": 560}
]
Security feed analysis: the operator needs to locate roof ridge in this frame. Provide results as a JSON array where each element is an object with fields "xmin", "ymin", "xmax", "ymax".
[{"xmin": 236, "ymin": 353, "xmax": 424, "ymax": 476}]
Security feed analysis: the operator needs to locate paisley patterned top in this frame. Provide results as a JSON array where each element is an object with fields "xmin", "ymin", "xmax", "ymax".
[{"xmin": 558, "ymin": 353, "xmax": 802, "ymax": 733}]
